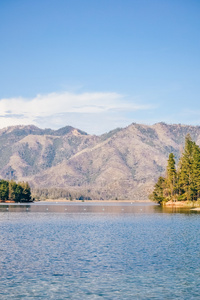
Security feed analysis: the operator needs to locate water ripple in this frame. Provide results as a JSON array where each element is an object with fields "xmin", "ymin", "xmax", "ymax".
[{"xmin": 0, "ymin": 204, "xmax": 200, "ymax": 299}]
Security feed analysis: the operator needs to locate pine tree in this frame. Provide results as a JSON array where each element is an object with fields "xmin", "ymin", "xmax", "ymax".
[
  {"xmin": 165, "ymin": 153, "xmax": 177, "ymax": 200},
  {"xmin": 0, "ymin": 180, "xmax": 9, "ymax": 200},
  {"xmin": 149, "ymin": 134, "xmax": 200, "ymax": 203},
  {"xmin": 0, "ymin": 179, "xmax": 32, "ymax": 202},
  {"xmin": 192, "ymin": 143, "xmax": 200, "ymax": 200},
  {"xmin": 20, "ymin": 182, "xmax": 31, "ymax": 202},
  {"xmin": 149, "ymin": 176, "xmax": 166, "ymax": 204},
  {"xmin": 178, "ymin": 134, "xmax": 195, "ymax": 200},
  {"xmin": 8, "ymin": 180, "xmax": 17, "ymax": 201},
  {"xmin": 14, "ymin": 184, "xmax": 23, "ymax": 202}
]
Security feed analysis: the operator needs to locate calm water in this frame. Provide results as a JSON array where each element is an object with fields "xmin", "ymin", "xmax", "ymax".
[{"xmin": 0, "ymin": 202, "xmax": 200, "ymax": 299}]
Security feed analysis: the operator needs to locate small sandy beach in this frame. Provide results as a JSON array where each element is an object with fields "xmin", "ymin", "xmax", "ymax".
[{"xmin": 164, "ymin": 200, "xmax": 200, "ymax": 209}]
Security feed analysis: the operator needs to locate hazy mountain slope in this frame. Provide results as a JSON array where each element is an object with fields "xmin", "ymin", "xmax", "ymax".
[{"xmin": 1, "ymin": 122, "xmax": 200, "ymax": 199}]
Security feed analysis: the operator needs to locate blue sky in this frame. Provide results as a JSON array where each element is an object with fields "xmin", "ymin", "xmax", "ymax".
[{"xmin": 0, "ymin": 0, "xmax": 200, "ymax": 134}]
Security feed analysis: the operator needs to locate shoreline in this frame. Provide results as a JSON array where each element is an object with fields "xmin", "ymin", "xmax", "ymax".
[
  {"xmin": 38, "ymin": 199, "xmax": 151, "ymax": 203},
  {"xmin": 163, "ymin": 200, "xmax": 200, "ymax": 208}
]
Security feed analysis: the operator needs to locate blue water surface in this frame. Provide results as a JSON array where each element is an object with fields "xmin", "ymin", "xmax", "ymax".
[{"xmin": 0, "ymin": 202, "xmax": 200, "ymax": 299}]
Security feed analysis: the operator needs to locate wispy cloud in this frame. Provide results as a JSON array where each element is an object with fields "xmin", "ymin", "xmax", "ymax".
[{"xmin": 0, "ymin": 91, "xmax": 152, "ymax": 134}]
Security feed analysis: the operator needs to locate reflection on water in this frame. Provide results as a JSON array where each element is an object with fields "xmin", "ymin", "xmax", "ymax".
[
  {"xmin": 0, "ymin": 202, "xmax": 200, "ymax": 299},
  {"xmin": 0, "ymin": 201, "xmax": 158, "ymax": 214}
]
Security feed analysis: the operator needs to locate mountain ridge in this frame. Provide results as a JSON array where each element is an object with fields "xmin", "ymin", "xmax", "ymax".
[{"xmin": 0, "ymin": 122, "xmax": 200, "ymax": 200}]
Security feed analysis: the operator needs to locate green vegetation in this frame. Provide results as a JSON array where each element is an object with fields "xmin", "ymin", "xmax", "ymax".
[
  {"xmin": 149, "ymin": 134, "xmax": 200, "ymax": 204},
  {"xmin": 32, "ymin": 187, "xmax": 92, "ymax": 201},
  {"xmin": 0, "ymin": 179, "xmax": 32, "ymax": 202}
]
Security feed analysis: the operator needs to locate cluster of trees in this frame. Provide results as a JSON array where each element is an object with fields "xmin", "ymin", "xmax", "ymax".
[
  {"xmin": 149, "ymin": 134, "xmax": 200, "ymax": 204},
  {"xmin": 32, "ymin": 187, "xmax": 92, "ymax": 201},
  {"xmin": 0, "ymin": 180, "xmax": 32, "ymax": 202}
]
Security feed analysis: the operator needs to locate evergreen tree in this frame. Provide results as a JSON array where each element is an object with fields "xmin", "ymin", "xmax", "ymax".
[
  {"xmin": 166, "ymin": 153, "xmax": 177, "ymax": 199},
  {"xmin": 20, "ymin": 182, "xmax": 31, "ymax": 202},
  {"xmin": 0, "ymin": 179, "xmax": 32, "ymax": 202},
  {"xmin": 8, "ymin": 180, "xmax": 17, "ymax": 201},
  {"xmin": 191, "ymin": 143, "xmax": 200, "ymax": 200},
  {"xmin": 178, "ymin": 134, "xmax": 196, "ymax": 200},
  {"xmin": 14, "ymin": 184, "xmax": 23, "ymax": 202},
  {"xmin": 149, "ymin": 176, "xmax": 166, "ymax": 204},
  {"xmin": 149, "ymin": 134, "xmax": 200, "ymax": 203},
  {"xmin": 0, "ymin": 180, "xmax": 9, "ymax": 200}
]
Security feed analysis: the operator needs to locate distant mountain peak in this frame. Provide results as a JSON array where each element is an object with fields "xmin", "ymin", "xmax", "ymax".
[
  {"xmin": 53, "ymin": 126, "xmax": 88, "ymax": 136},
  {"xmin": 1, "ymin": 122, "xmax": 200, "ymax": 200}
]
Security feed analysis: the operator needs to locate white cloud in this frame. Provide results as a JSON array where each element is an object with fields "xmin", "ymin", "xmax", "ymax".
[{"xmin": 0, "ymin": 91, "xmax": 152, "ymax": 134}]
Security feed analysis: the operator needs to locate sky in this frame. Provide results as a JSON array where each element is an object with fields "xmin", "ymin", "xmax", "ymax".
[{"xmin": 0, "ymin": 0, "xmax": 200, "ymax": 135}]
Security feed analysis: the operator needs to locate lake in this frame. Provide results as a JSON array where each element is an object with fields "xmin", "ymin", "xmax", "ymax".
[{"xmin": 0, "ymin": 202, "xmax": 200, "ymax": 299}]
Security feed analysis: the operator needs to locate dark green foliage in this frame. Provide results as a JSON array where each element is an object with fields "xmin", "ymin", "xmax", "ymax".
[
  {"xmin": 0, "ymin": 180, "xmax": 9, "ymax": 200},
  {"xmin": 150, "ymin": 134, "xmax": 200, "ymax": 203},
  {"xmin": 166, "ymin": 153, "xmax": 177, "ymax": 198},
  {"xmin": 177, "ymin": 134, "xmax": 200, "ymax": 201},
  {"xmin": 149, "ymin": 176, "xmax": 166, "ymax": 204},
  {"xmin": 32, "ymin": 187, "xmax": 73, "ymax": 200},
  {"xmin": 0, "ymin": 179, "xmax": 32, "ymax": 202},
  {"xmin": 19, "ymin": 182, "xmax": 32, "ymax": 202},
  {"xmin": 78, "ymin": 195, "xmax": 92, "ymax": 200},
  {"xmin": 32, "ymin": 187, "xmax": 92, "ymax": 201},
  {"xmin": 178, "ymin": 134, "xmax": 195, "ymax": 200},
  {"xmin": 192, "ymin": 145, "xmax": 200, "ymax": 199}
]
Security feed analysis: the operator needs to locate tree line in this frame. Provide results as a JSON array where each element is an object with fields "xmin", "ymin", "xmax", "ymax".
[
  {"xmin": 149, "ymin": 134, "xmax": 200, "ymax": 204},
  {"xmin": 0, "ymin": 179, "xmax": 32, "ymax": 202},
  {"xmin": 32, "ymin": 187, "xmax": 92, "ymax": 201}
]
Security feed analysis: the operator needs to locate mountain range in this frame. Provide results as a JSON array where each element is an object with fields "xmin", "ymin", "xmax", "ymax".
[{"xmin": 0, "ymin": 122, "xmax": 200, "ymax": 200}]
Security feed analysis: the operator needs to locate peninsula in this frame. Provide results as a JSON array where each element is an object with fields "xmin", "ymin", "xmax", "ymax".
[{"xmin": 149, "ymin": 134, "xmax": 200, "ymax": 207}]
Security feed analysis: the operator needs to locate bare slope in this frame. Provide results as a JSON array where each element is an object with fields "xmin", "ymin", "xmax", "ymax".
[{"xmin": 1, "ymin": 122, "xmax": 200, "ymax": 199}]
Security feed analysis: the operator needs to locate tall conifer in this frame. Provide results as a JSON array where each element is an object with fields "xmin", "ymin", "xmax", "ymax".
[
  {"xmin": 149, "ymin": 134, "xmax": 200, "ymax": 203},
  {"xmin": 166, "ymin": 153, "xmax": 177, "ymax": 199},
  {"xmin": 192, "ymin": 144, "xmax": 200, "ymax": 199},
  {"xmin": 149, "ymin": 176, "xmax": 166, "ymax": 204},
  {"xmin": 178, "ymin": 134, "xmax": 194, "ymax": 200}
]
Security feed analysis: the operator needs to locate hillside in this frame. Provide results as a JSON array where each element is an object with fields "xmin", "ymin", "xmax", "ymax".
[{"xmin": 1, "ymin": 122, "xmax": 200, "ymax": 200}]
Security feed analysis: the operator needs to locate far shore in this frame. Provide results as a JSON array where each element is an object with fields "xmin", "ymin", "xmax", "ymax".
[{"xmin": 38, "ymin": 198, "xmax": 151, "ymax": 203}]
